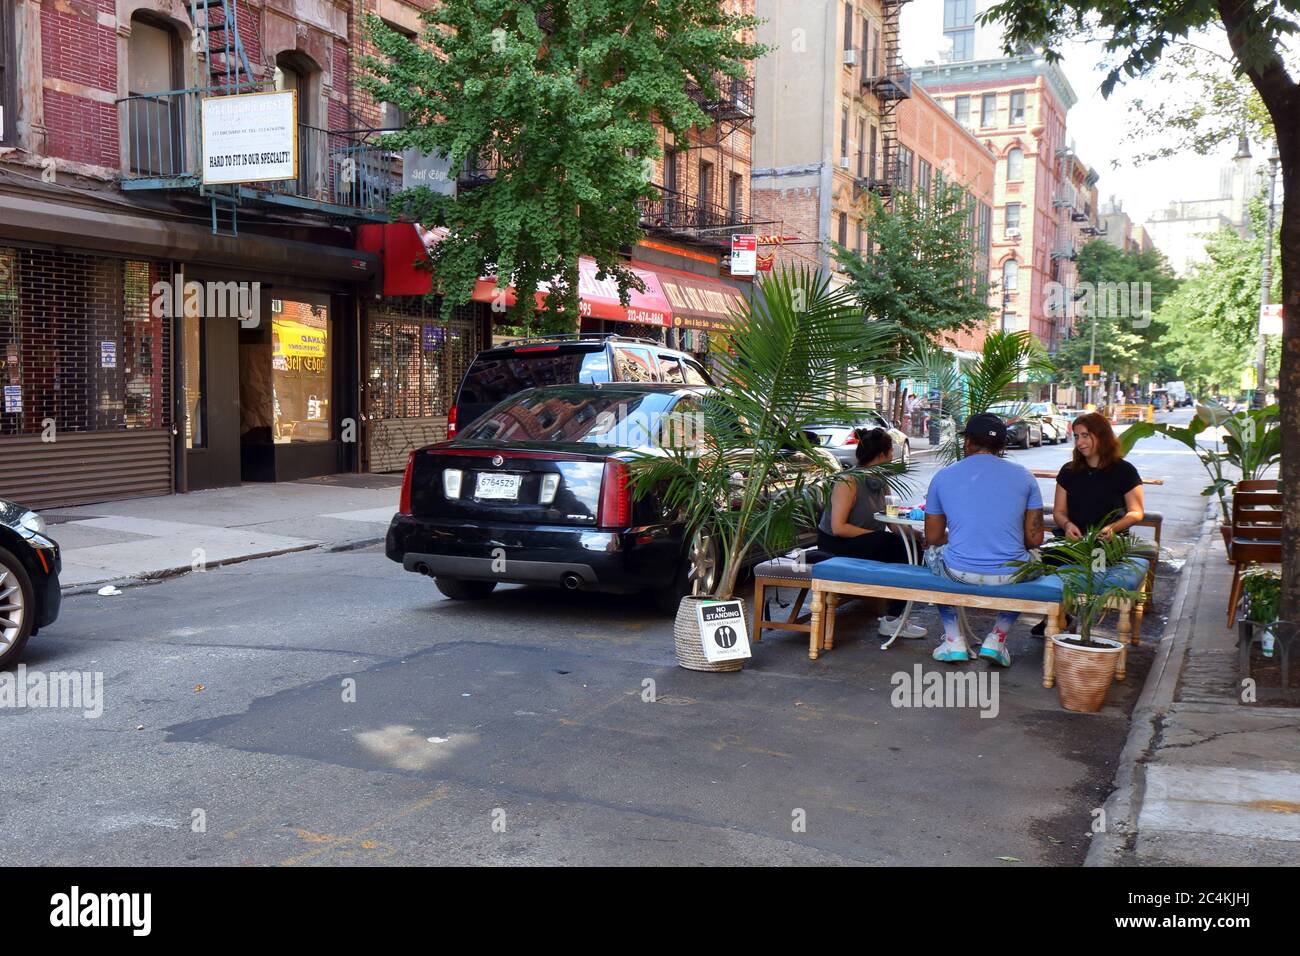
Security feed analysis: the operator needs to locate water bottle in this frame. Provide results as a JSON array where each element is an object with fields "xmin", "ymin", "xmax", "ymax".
[{"xmin": 1261, "ymin": 628, "xmax": 1275, "ymax": 659}]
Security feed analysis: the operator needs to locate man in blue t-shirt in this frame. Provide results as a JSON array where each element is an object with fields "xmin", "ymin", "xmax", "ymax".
[{"xmin": 923, "ymin": 413, "xmax": 1045, "ymax": 667}]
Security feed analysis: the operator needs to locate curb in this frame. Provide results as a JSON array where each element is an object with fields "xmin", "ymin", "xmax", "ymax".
[
  {"xmin": 60, "ymin": 535, "xmax": 384, "ymax": 596},
  {"xmin": 1084, "ymin": 509, "xmax": 1216, "ymax": 867}
]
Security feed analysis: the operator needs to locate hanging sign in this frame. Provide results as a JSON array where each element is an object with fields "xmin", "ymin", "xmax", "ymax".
[
  {"xmin": 730, "ymin": 234, "xmax": 758, "ymax": 277},
  {"xmin": 695, "ymin": 600, "xmax": 752, "ymax": 663},
  {"xmin": 202, "ymin": 91, "xmax": 298, "ymax": 185},
  {"xmin": 1260, "ymin": 304, "xmax": 1283, "ymax": 336}
]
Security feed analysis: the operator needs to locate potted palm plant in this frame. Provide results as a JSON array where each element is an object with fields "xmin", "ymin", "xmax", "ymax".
[
  {"xmin": 1013, "ymin": 524, "xmax": 1151, "ymax": 712},
  {"xmin": 1241, "ymin": 567, "xmax": 1282, "ymax": 658},
  {"xmin": 628, "ymin": 265, "xmax": 909, "ymax": 671}
]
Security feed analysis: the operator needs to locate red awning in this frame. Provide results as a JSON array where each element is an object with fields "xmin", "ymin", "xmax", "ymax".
[
  {"xmin": 355, "ymin": 223, "xmax": 672, "ymax": 326},
  {"xmin": 634, "ymin": 261, "xmax": 748, "ymax": 331}
]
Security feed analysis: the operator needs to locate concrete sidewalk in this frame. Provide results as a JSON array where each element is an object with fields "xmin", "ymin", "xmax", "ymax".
[
  {"xmin": 1090, "ymin": 515, "xmax": 1300, "ymax": 865},
  {"xmin": 42, "ymin": 473, "xmax": 401, "ymax": 592}
]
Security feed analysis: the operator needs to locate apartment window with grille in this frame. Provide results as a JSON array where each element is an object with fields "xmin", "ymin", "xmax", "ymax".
[
  {"xmin": 1006, "ymin": 147, "xmax": 1024, "ymax": 181},
  {"xmin": 856, "ymin": 119, "xmax": 865, "ymax": 177},
  {"xmin": 980, "ymin": 93, "xmax": 997, "ymax": 127},
  {"xmin": 126, "ymin": 15, "xmax": 183, "ymax": 175},
  {"xmin": 953, "ymin": 96, "xmax": 971, "ymax": 127},
  {"xmin": 1005, "ymin": 202, "xmax": 1021, "ymax": 234},
  {"xmin": 0, "ymin": 0, "xmax": 15, "ymax": 146},
  {"xmin": 1009, "ymin": 90, "xmax": 1026, "ymax": 124}
]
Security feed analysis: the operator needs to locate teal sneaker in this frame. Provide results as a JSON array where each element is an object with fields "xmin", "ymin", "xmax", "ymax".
[
  {"xmin": 932, "ymin": 640, "xmax": 970, "ymax": 663},
  {"xmin": 978, "ymin": 635, "xmax": 1012, "ymax": 668}
]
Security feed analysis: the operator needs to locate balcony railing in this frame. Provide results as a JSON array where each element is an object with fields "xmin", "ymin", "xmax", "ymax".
[
  {"xmin": 637, "ymin": 184, "xmax": 751, "ymax": 248},
  {"xmin": 684, "ymin": 75, "xmax": 755, "ymax": 123},
  {"xmin": 118, "ymin": 90, "xmax": 397, "ymax": 220}
]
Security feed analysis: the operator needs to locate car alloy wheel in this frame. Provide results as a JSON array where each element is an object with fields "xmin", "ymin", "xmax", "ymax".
[
  {"xmin": 686, "ymin": 528, "xmax": 719, "ymax": 597},
  {"xmin": 0, "ymin": 560, "xmax": 28, "ymax": 654}
]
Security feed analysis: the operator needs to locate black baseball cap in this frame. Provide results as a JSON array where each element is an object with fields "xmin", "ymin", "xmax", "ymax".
[{"xmin": 964, "ymin": 412, "xmax": 1008, "ymax": 442}]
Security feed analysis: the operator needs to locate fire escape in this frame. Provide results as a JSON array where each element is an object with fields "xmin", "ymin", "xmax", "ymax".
[
  {"xmin": 638, "ymin": 72, "xmax": 757, "ymax": 249},
  {"xmin": 862, "ymin": 0, "xmax": 913, "ymax": 207},
  {"xmin": 117, "ymin": 0, "xmax": 395, "ymax": 233}
]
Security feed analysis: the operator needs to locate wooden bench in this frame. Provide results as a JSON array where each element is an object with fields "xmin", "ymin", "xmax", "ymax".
[
  {"xmin": 807, "ymin": 557, "xmax": 1148, "ymax": 688},
  {"xmin": 751, "ymin": 552, "xmax": 824, "ymax": 643}
]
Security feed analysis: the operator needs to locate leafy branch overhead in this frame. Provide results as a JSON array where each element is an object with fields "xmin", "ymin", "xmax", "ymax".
[{"xmin": 360, "ymin": 1, "xmax": 766, "ymax": 330}]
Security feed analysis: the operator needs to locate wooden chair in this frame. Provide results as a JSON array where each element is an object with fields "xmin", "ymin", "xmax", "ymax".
[{"xmin": 1226, "ymin": 489, "xmax": 1283, "ymax": 626}]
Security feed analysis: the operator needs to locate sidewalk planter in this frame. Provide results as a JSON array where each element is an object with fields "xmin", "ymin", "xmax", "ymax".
[
  {"xmin": 1051, "ymin": 635, "xmax": 1124, "ymax": 712},
  {"xmin": 673, "ymin": 596, "xmax": 748, "ymax": 672}
]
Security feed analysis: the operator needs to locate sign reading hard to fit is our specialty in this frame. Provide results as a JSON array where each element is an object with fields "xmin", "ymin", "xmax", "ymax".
[{"xmin": 201, "ymin": 91, "xmax": 298, "ymax": 186}]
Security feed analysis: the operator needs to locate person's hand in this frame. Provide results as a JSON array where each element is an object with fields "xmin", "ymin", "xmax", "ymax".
[
  {"xmin": 1098, "ymin": 525, "xmax": 1115, "ymax": 542},
  {"xmin": 1064, "ymin": 522, "xmax": 1084, "ymax": 540}
]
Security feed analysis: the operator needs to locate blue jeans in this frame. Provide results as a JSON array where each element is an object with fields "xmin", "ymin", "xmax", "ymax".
[{"xmin": 925, "ymin": 545, "xmax": 1020, "ymax": 640}]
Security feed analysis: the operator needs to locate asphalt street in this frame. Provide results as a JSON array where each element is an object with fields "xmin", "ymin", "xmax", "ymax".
[{"xmin": 1, "ymin": 412, "xmax": 1214, "ymax": 865}]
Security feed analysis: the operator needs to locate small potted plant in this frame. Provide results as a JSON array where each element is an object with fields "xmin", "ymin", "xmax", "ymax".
[
  {"xmin": 1241, "ymin": 566, "xmax": 1281, "ymax": 658},
  {"xmin": 1013, "ymin": 524, "xmax": 1151, "ymax": 712}
]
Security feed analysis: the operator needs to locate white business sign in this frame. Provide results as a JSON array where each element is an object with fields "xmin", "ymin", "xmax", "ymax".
[
  {"xmin": 730, "ymin": 234, "xmax": 757, "ymax": 277},
  {"xmin": 201, "ymin": 91, "xmax": 298, "ymax": 186},
  {"xmin": 695, "ymin": 600, "xmax": 752, "ymax": 663},
  {"xmin": 1260, "ymin": 303, "xmax": 1284, "ymax": 336}
]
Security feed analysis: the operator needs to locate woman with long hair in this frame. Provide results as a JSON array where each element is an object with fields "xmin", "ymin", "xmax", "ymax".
[
  {"xmin": 1052, "ymin": 412, "xmax": 1145, "ymax": 541},
  {"xmin": 817, "ymin": 427, "xmax": 925, "ymax": 639}
]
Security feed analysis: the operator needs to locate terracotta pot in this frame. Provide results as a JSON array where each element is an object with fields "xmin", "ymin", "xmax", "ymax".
[
  {"xmin": 674, "ymin": 596, "xmax": 748, "ymax": 672},
  {"xmin": 1051, "ymin": 634, "xmax": 1124, "ymax": 712}
]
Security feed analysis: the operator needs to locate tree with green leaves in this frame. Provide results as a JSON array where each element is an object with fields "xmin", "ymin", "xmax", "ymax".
[
  {"xmin": 982, "ymin": 0, "xmax": 1300, "ymax": 641},
  {"xmin": 1051, "ymin": 240, "xmax": 1180, "ymax": 393},
  {"xmin": 833, "ymin": 179, "xmax": 994, "ymax": 358},
  {"xmin": 361, "ymin": 1, "xmax": 763, "ymax": 334},
  {"xmin": 1154, "ymin": 198, "xmax": 1282, "ymax": 395}
]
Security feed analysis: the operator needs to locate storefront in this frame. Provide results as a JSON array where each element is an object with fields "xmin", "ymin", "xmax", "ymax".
[{"xmin": 0, "ymin": 192, "xmax": 379, "ymax": 507}]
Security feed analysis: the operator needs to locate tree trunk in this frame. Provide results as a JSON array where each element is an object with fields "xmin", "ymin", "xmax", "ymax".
[{"xmin": 1277, "ymin": 136, "xmax": 1299, "ymax": 623}]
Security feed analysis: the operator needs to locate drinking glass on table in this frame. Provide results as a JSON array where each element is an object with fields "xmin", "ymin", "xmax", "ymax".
[{"xmin": 885, "ymin": 496, "xmax": 899, "ymax": 518}]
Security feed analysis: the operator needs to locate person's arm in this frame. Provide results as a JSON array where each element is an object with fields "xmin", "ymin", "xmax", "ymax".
[
  {"xmin": 1024, "ymin": 507, "xmax": 1046, "ymax": 549},
  {"xmin": 828, "ymin": 479, "xmax": 871, "ymax": 538},
  {"xmin": 1100, "ymin": 485, "xmax": 1145, "ymax": 540},
  {"xmin": 924, "ymin": 513, "xmax": 948, "ymax": 547},
  {"xmin": 1053, "ymin": 485, "xmax": 1082, "ymax": 540}
]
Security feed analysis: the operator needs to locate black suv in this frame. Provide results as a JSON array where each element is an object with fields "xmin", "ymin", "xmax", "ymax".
[{"xmin": 450, "ymin": 335, "xmax": 712, "ymax": 438}]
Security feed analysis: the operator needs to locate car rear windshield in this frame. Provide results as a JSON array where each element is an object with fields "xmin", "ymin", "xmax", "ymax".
[
  {"xmin": 456, "ymin": 348, "xmax": 611, "ymax": 406},
  {"xmin": 459, "ymin": 389, "xmax": 680, "ymax": 448}
]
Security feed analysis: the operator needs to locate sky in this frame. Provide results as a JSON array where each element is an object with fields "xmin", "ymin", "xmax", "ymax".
[{"xmin": 897, "ymin": 0, "xmax": 1290, "ymax": 225}]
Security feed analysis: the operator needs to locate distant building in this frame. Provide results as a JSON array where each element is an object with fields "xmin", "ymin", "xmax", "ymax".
[{"xmin": 1141, "ymin": 136, "xmax": 1265, "ymax": 276}]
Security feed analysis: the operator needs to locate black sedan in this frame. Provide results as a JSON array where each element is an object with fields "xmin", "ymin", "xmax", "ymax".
[
  {"xmin": 386, "ymin": 383, "xmax": 824, "ymax": 613},
  {"xmin": 0, "ymin": 499, "xmax": 62, "ymax": 668}
]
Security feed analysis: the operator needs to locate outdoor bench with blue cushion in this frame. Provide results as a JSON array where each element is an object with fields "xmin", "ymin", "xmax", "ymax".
[{"xmin": 806, "ymin": 555, "xmax": 1150, "ymax": 688}]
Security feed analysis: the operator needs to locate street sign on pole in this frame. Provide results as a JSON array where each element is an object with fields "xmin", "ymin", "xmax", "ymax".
[
  {"xmin": 1260, "ymin": 303, "xmax": 1283, "ymax": 336},
  {"xmin": 1082, "ymin": 364, "xmax": 1101, "ymax": 375},
  {"xmin": 730, "ymin": 235, "xmax": 757, "ymax": 277}
]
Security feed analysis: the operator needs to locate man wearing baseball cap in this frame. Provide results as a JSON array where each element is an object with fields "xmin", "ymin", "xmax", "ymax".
[{"xmin": 921, "ymin": 412, "xmax": 1046, "ymax": 667}]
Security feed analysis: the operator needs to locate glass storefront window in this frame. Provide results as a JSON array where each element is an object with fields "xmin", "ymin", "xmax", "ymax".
[
  {"xmin": 271, "ymin": 297, "xmax": 332, "ymax": 442},
  {"xmin": 183, "ymin": 311, "xmax": 204, "ymax": 447}
]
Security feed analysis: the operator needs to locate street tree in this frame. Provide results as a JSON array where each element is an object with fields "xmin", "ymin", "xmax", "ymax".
[
  {"xmin": 1052, "ymin": 240, "xmax": 1180, "ymax": 393},
  {"xmin": 982, "ymin": 0, "xmax": 1300, "ymax": 638},
  {"xmin": 362, "ymin": 1, "xmax": 763, "ymax": 334}
]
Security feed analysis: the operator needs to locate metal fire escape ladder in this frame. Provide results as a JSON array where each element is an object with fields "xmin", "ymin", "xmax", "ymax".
[
  {"xmin": 864, "ymin": 0, "xmax": 912, "ymax": 208},
  {"xmin": 188, "ymin": 0, "xmax": 259, "ymax": 233}
]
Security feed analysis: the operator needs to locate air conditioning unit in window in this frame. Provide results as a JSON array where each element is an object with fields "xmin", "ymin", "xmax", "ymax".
[
  {"xmin": 1006, "ymin": 227, "xmax": 1021, "ymax": 238},
  {"xmin": 843, "ymin": 49, "xmax": 858, "ymax": 67},
  {"xmin": 839, "ymin": 156, "xmax": 851, "ymax": 169}
]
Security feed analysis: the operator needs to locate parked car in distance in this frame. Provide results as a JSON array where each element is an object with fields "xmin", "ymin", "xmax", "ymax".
[
  {"xmin": 0, "ymin": 499, "xmax": 62, "ymax": 669},
  {"xmin": 805, "ymin": 411, "xmax": 910, "ymax": 468},
  {"xmin": 387, "ymin": 383, "xmax": 830, "ymax": 613},
  {"xmin": 987, "ymin": 403, "xmax": 1043, "ymax": 449},
  {"xmin": 1027, "ymin": 402, "xmax": 1072, "ymax": 445},
  {"xmin": 449, "ymin": 334, "xmax": 712, "ymax": 439}
]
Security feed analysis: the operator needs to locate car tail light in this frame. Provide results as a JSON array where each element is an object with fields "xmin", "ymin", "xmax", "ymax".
[
  {"xmin": 443, "ymin": 468, "xmax": 464, "ymax": 499},
  {"xmin": 514, "ymin": 345, "xmax": 560, "ymax": 352},
  {"xmin": 446, "ymin": 405, "xmax": 458, "ymax": 438},
  {"xmin": 538, "ymin": 473, "xmax": 560, "ymax": 506},
  {"xmin": 399, "ymin": 451, "xmax": 416, "ymax": 514},
  {"xmin": 841, "ymin": 433, "xmax": 858, "ymax": 446},
  {"xmin": 597, "ymin": 460, "xmax": 631, "ymax": 528}
]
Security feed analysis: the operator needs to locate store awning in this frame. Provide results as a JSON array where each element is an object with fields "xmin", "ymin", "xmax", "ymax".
[
  {"xmin": 356, "ymin": 223, "xmax": 673, "ymax": 326},
  {"xmin": 635, "ymin": 261, "xmax": 748, "ymax": 332}
]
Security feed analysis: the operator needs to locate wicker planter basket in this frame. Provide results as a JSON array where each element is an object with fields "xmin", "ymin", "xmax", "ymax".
[
  {"xmin": 673, "ymin": 596, "xmax": 750, "ymax": 672},
  {"xmin": 1051, "ymin": 634, "xmax": 1124, "ymax": 712}
]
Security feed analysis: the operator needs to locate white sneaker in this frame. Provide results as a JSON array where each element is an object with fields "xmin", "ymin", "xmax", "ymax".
[
  {"xmin": 932, "ymin": 639, "xmax": 971, "ymax": 663},
  {"xmin": 878, "ymin": 616, "xmax": 926, "ymax": 639}
]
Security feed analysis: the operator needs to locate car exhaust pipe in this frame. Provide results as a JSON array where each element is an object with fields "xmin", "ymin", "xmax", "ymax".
[
  {"xmin": 561, "ymin": 572, "xmax": 582, "ymax": 591},
  {"xmin": 414, "ymin": 563, "xmax": 431, "ymax": 577}
]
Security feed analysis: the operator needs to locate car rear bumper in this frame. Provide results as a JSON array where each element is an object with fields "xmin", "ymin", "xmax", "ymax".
[{"xmin": 386, "ymin": 514, "xmax": 681, "ymax": 593}]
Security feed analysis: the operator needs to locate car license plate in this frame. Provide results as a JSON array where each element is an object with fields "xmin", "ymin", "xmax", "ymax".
[{"xmin": 475, "ymin": 473, "xmax": 521, "ymax": 500}]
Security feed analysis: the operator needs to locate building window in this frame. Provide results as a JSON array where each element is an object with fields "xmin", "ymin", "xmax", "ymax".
[
  {"xmin": 896, "ymin": 144, "xmax": 914, "ymax": 192},
  {"xmin": 729, "ymin": 173, "xmax": 743, "ymax": 223},
  {"xmin": 1003, "ymin": 259, "xmax": 1019, "ymax": 292},
  {"xmin": 947, "ymin": 28, "xmax": 973, "ymax": 62},
  {"xmin": 1006, "ymin": 147, "xmax": 1024, "ymax": 181},
  {"xmin": 868, "ymin": 125, "xmax": 878, "ymax": 181},
  {"xmin": 698, "ymin": 159, "xmax": 713, "ymax": 208},
  {"xmin": 917, "ymin": 159, "xmax": 932, "ymax": 204},
  {"xmin": 843, "ymin": 1, "xmax": 854, "ymax": 51},
  {"xmin": 272, "ymin": 297, "xmax": 332, "ymax": 443},
  {"xmin": 981, "ymin": 93, "xmax": 997, "ymax": 128},
  {"xmin": 1005, "ymin": 202, "xmax": 1021, "ymax": 234},
  {"xmin": 871, "ymin": 26, "xmax": 881, "ymax": 76},
  {"xmin": 952, "ymin": 95, "xmax": 971, "ymax": 127},
  {"xmin": 856, "ymin": 219, "xmax": 864, "ymax": 251},
  {"xmin": 841, "ymin": 107, "xmax": 850, "ymax": 162},
  {"xmin": 126, "ymin": 15, "xmax": 182, "ymax": 175},
  {"xmin": 1002, "ymin": 311, "xmax": 1017, "ymax": 332},
  {"xmin": 838, "ymin": 212, "xmax": 849, "ymax": 247},
  {"xmin": 0, "ymin": 0, "xmax": 15, "ymax": 146},
  {"xmin": 275, "ymin": 52, "xmax": 322, "ymax": 196},
  {"xmin": 1009, "ymin": 90, "xmax": 1026, "ymax": 124},
  {"xmin": 664, "ymin": 145, "xmax": 678, "ymax": 194},
  {"xmin": 856, "ymin": 118, "xmax": 865, "ymax": 177},
  {"xmin": 944, "ymin": 0, "xmax": 974, "ymax": 29}
]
